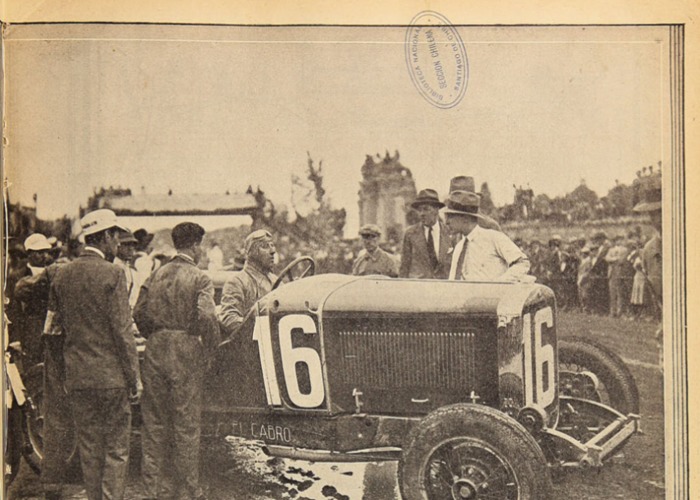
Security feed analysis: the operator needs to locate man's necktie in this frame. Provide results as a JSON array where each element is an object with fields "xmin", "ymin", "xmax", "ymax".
[
  {"xmin": 454, "ymin": 236, "xmax": 468, "ymax": 280},
  {"xmin": 426, "ymin": 226, "xmax": 439, "ymax": 269}
]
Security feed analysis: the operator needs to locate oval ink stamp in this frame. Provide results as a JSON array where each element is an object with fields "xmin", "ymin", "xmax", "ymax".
[{"xmin": 405, "ymin": 11, "xmax": 468, "ymax": 109}]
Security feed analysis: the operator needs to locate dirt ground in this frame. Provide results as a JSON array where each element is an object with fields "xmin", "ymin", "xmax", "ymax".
[{"xmin": 6, "ymin": 311, "xmax": 665, "ymax": 499}]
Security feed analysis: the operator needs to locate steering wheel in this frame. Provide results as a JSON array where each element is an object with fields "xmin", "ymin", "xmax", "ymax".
[{"xmin": 272, "ymin": 256, "xmax": 316, "ymax": 290}]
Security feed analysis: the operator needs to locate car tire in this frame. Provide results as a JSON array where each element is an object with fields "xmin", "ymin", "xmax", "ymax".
[
  {"xmin": 398, "ymin": 403, "xmax": 553, "ymax": 500},
  {"xmin": 4, "ymin": 404, "xmax": 24, "ymax": 486},
  {"xmin": 558, "ymin": 337, "xmax": 640, "ymax": 415},
  {"xmin": 21, "ymin": 364, "xmax": 79, "ymax": 477}
]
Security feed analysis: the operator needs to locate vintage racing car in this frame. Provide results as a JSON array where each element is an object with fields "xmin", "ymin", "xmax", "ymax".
[{"xmin": 14, "ymin": 257, "xmax": 641, "ymax": 499}]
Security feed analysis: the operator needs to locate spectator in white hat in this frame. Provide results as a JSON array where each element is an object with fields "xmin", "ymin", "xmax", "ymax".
[{"xmin": 24, "ymin": 233, "xmax": 54, "ymax": 275}]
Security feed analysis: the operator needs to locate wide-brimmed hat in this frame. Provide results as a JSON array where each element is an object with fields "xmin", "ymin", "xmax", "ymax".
[
  {"xmin": 80, "ymin": 209, "xmax": 127, "ymax": 237},
  {"xmin": 358, "ymin": 224, "xmax": 382, "ymax": 238},
  {"xmin": 449, "ymin": 176, "xmax": 476, "ymax": 194},
  {"xmin": 24, "ymin": 233, "xmax": 52, "ymax": 252},
  {"xmin": 633, "ymin": 180, "xmax": 662, "ymax": 213},
  {"xmin": 411, "ymin": 189, "xmax": 445, "ymax": 209},
  {"xmin": 442, "ymin": 191, "xmax": 487, "ymax": 220}
]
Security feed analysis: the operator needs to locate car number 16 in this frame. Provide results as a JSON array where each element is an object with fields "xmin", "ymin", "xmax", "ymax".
[
  {"xmin": 522, "ymin": 306, "xmax": 556, "ymax": 408},
  {"xmin": 253, "ymin": 314, "xmax": 325, "ymax": 409}
]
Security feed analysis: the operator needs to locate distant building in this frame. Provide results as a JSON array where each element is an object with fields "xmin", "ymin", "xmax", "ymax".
[
  {"xmin": 358, "ymin": 151, "xmax": 417, "ymax": 243},
  {"xmin": 82, "ymin": 186, "xmax": 262, "ymax": 218}
]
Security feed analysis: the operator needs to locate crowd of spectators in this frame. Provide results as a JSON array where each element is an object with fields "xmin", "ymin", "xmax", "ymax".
[
  {"xmin": 514, "ymin": 229, "xmax": 660, "ymax": 320},
  {"xmin": 7, "ymin": 223, "xmax": 661, "ymax": 330}
]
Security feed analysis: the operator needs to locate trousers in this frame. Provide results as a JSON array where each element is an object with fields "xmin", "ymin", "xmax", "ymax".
[
  {"xmin": 141, "ymin": 330, "xmax": 205, "ymax": 499},
  {"xmin": 70, "ymin": 388, "xmax": 132, "ymax": 500},
  {"xmin": 41, "ymin": 336, "xmax": 75, "ymax": 490}
]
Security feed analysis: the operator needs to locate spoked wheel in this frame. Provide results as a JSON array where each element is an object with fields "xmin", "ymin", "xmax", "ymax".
[
  {"xmin": 422, "ymin": 437, "xmax": 520, "ymax": 499},
  {"xmin": 399, "ymin": 404, "xmax": 553, "ymax": 500},
  {"xmin": 558, "ymin": 337, "xmax": 640, "ymax": 442},
  {"xmin": 4, "ymin": 404, "xmax": 24, "ymax": 486},
  {"xmin": 21, "ymin": 363, "xmax": 79, "ymax": 476}
]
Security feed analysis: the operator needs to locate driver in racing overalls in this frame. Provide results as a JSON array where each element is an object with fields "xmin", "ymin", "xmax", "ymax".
[{"xmin": 218, "ymin": 229, "xmax": 278, "ymax": 335}]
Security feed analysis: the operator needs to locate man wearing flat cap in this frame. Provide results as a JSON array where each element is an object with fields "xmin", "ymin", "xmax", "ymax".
[
  {"xmin": 352, "ymin": 225, "xmax": 399, "ymax": 277},
  {"xmin": 45, "ymin": 209, "xmax": 141, "ymax": 500},
  {"xmin": 134, "ymin": 222, "xmax": 219, "ymax": 500},
  {"xmin": 399, "ymin": 189, "xmax": 451, "ymax": 279},
  {"xmin": 219, "ymin": 229, "xmax": 279, "ymax": 334},
  {"xmin": 444, "ymin": 192, "xmax": 530, "ymax": 282}
]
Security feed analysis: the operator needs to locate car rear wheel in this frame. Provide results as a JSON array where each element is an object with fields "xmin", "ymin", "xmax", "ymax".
[
  {"xmin": 558, "ymin": 337, "xmax": 640, "ymax": 415},
  {"xmin": 398, "ymin": 403, "xmax": 553, "ymax": 500},
  {"xmin": 21, "ymin": 364, "xmax": 79, "ymax": 476},
  {"xmin": 4, "ymin": 405, "xmax": 23, "ymax": 486}
]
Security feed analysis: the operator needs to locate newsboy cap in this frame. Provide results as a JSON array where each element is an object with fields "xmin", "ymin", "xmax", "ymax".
[
  {"xmin": 118, "ymin": 230, "xmax": 138, "ymax": 244},
  {"xmin": 24, "ymin": 233, "xmax": 52, "ymax": 252},
  {"xmin": 359, "ymin": 224, "xmax": 381, "ymax": 237}
]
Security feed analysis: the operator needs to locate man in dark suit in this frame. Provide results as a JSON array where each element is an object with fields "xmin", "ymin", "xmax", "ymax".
[
  {"xmin": 400, "ymin": 189, "xmax": 451, "ymax": 279},
  {"xmin": 45, "ymin": 209, "xmax": 141, "ymax": 500}
]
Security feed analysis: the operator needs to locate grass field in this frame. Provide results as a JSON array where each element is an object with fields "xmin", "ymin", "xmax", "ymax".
[{"xmin": 553, "ymin": 311, "xmax": 665, "ymax": 499}]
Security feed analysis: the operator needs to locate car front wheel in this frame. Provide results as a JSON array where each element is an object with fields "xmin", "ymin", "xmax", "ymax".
[{"xmin": 398, "ymin": 403, "xmax": 553, "ymax": 500}]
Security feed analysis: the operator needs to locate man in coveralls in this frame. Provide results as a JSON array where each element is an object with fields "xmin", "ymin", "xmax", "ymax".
[
  {"xmin": 218, "ymin": 229, "xmax": 278, "ymax": 334},
  {"xmin": 45, "ymin": 209, "xmax": 142, "ymax": 500},
  {"xmin": 134, "ymin": 222, "xmax": 219, "ymax": 500}
]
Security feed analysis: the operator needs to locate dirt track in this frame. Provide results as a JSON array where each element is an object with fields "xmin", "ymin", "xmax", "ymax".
[{"xmin": 7, "ymin": 312, "xmax": 664, "ymax": 499}]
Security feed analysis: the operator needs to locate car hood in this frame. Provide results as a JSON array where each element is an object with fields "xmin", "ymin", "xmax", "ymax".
[{"xmin": 266, "ymin": 274, "xmax": 553, "ymax": 320}]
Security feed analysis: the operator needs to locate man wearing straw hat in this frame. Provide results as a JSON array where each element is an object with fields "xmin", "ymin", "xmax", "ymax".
[
  {"xmin": 444, "ymin": 191, "xmax": 530, "ymax": 282},
  {"xmin": 44, "ymin": 209, "xmax": 141, "ymax": 500}
]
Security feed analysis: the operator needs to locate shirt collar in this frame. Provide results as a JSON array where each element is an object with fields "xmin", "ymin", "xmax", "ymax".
[
  {"xmin": 466, "ymin": 224, "xmax": 485, "ymax": 242},
  {"xmin": 27, "ymin": 264, "xmax": 45, "ymax": 276},
  {"xmin": 243, "ymin": 261, "xmax": 274, "ymax": 281},
  {"xmin": 174, "ymin": 253, "xmax": 196, "ymax": 266},
  {"xmin": 423, "ymin": 220, "xmax": 440, "ymax": 233},
  {"xmin": 84, "ymin": 246, "xmax": 106, "ymax": 259}
]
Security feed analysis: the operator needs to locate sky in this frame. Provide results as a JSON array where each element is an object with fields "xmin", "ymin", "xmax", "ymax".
[{"xmin": 4, "ymin": 24, "xmax": 669, "ymax": 234}]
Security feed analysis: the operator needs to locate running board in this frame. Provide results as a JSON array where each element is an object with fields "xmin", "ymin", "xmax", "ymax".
[{"xmin": 263, "ymin": 445, "xmax": 401, "ymax": 463}]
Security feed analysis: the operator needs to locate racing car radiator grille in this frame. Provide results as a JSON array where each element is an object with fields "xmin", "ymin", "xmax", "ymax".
[{"xmin": 337, "ymin": 331, "xmax": 476, "ymax": 389}]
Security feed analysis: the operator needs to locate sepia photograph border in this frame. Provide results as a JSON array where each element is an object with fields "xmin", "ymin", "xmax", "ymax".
[{"xmin": 1, "ymin": 1, "xmax": 695, "ymax": 499}]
